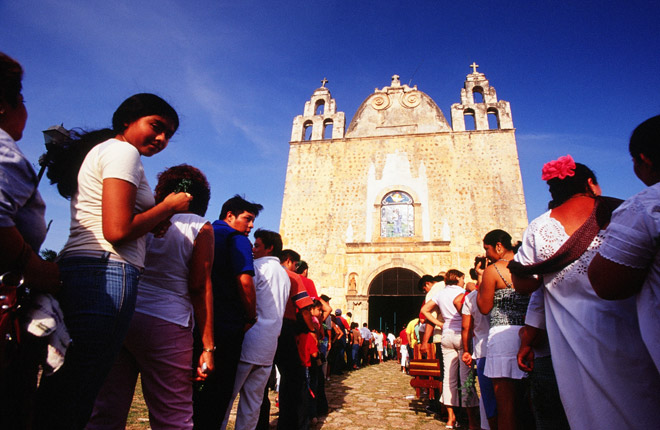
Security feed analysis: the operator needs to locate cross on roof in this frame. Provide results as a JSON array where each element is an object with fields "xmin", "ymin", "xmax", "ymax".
[
  {"xmin": 321, "ymin": 77, "xmax": 328, "ymax": 87},
  {"xmin": 470, "ymin": 62, "xmax": 479, "ymax": 73}
]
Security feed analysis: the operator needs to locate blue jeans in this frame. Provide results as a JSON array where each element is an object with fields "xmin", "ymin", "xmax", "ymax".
[
  {"xmin": 476, "ymin": 357, "xmax": 497, "ymax": 419},
  {"xmin": 351, "ymin": 344, "xmax": 359, "ymax": 364},
  {"xmin": 35, "ymin": 256, "xmax": 140, "ymax": 430}
]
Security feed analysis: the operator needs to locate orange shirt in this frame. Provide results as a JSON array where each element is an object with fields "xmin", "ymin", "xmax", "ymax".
[{"xmin": 283, "ymin": 269, "xmax": 313, "ymax": 321}]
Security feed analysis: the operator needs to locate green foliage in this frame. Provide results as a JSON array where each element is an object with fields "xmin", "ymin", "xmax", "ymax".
[
  {"xmin": 40, "ymin": 249, "xmax": 58, "ymax": 262},
  {"xmin": 459, "ymin": 366, "xmax": 478, "ymax": 402}
]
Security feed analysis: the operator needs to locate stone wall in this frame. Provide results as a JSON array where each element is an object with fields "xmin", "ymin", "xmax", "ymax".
[{"xmin": 280, "ymin": 72, "xmax": 528, "ymax": 320}]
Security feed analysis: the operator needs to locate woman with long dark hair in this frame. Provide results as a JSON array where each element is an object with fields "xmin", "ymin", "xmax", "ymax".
[
  {"xmin": 35, "ymin": 93, "xmax": 192, "ymax": 429},
  {"xmin": 510, "ymin": 155, "xmax": 660, "ymax": 428},
  {"xmin": 477, "ymin": 230, "xmax": 529, "ymax": 430}
]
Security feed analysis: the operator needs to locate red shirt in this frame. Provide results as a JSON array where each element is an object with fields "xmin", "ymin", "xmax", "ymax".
[
  {"xmin": 283, "ymin": 269, "xmax": 313, "ymax": 321},
  {"xmin": 300, "ymin": 275, "xmax": 318, "ymax": 300},
  {"xmin": 297, "ymin": 332, "xmax": 318, "ymax": 367},
  {"xmin": 399, "ymin": 329, "xmax": 409, "ymax": 346}
]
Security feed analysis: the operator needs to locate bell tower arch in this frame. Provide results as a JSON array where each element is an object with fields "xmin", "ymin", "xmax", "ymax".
[
  {"xmin": 291, "ymin": 78, "xmax": 345, "ymax": 141},
  {"xmin": 450, "ymin": 63, "xmax": 514, "ymax": 131}
]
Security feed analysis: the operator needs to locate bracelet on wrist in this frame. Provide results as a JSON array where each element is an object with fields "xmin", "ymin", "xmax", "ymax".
[{"xmin": 203, "ymin": 346, "xmax": 216, "ymax": 352}]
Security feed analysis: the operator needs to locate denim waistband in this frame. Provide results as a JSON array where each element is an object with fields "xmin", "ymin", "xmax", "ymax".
[
  {"xmin": 58, "ymin": 253, "xmax": 143, "ymax": 273},
  {"xmin": 59, "ymin": 250, "xmax": 128, "ymax": 263}
]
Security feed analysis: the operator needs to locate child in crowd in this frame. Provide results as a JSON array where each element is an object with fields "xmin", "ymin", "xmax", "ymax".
[{"xmin": 300, "ymin": 299, "xmax": 329, "ymax": 421}]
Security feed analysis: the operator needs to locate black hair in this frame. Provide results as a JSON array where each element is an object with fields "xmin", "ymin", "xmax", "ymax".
[
  {"xmin": 296, "ymin": 260, "xmax": 309, "ymax": 275},
  {"xmin": 154, "ymin": 164, "xmax": 210, "ymax": 216},
  {"xmin": 0, "ymin": 52, "xmax": 23, "ymax": 108},
  {"xmin": 111, "ymin": 93, "xmax": 178, "ymax": 134},
  {"xmin": 417, "ymin": 274, "xmax": 435, "ymax": 292},
  {"xmin": 474, "ymin": 256, "xmax": 487, "ymax": 269},
  {"xmin": 444, "ymin": 269, "xmax": 465, "ymax": 285},
  {"xmin": 546, "ymin": 163, "xmax": 598, "ymax": 209},
  {"xmin": 219, "ymin": 194, "xmax": 263, "ymax": 220},
  {"xmin": 279, "ymin": 249, "xmax": 301, "ymax": 264},
  {"xmin": 630, "ymin": 115, "xmax": 660, "ymax": 171},
  {"xmin": 44, "ymin": 93, "xmax": 178, "ymax": 199},
  {"xmin": 483, "ymin": 229, "xmax": 521, "ymax": 253},
  {"xmin": 254, "ymin": 228, "xmax": 283, "ymax": 258}
]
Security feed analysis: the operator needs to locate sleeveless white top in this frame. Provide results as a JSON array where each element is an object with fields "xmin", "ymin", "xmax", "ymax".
[{"xmin": 135, "ymin": 213, "xmax": 209, "ymax": 327}]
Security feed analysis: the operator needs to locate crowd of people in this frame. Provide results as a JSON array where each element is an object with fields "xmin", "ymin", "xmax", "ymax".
[
  {"xmin": 2, "ymin": 49, "xmax": 660, "ymax": 430},
  {"xmin": 0, "ymin": 48, "xmax": 399, "ymax": 430},
  {"xmin": 408, "ymin": 147, "xmax": 660, "ymax": 429}
]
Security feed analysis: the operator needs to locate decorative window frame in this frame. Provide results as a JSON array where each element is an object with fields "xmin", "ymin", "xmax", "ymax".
[{"xmin": 372, "ymin": 186, "xmax": 422, "ymax": 242}]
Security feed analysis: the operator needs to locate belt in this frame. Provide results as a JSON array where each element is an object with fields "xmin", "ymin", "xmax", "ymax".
[{"xmin": 59, "ymin": 250, "xmax": 128, "ymax": 264}]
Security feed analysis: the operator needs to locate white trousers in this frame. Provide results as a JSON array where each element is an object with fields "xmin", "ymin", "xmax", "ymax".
[
  {"xmin": 400, "ymin": 345, "xmax": 409, "ymax": 367},
  {"xmin": 221, "ymin": 361, "xmax": 272, "ymax": 430},
  {"xmin": 440, "ymin": 330, "xmax": 478, "ymax": 407}
]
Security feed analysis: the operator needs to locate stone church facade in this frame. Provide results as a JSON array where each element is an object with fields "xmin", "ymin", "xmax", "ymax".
[{"xmin": 280, "ymin": 67, "xmax": 528, "ymax": 329}]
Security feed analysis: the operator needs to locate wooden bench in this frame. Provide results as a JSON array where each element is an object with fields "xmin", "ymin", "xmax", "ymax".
[{"xmin": 409, "ymin": 344, "xmax": 442, "ymax": 399}]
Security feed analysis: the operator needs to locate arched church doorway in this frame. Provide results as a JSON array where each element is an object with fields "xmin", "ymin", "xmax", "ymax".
[{"xmin": 368, "ymin": 267, "xmax": 425, "ymax": 335}]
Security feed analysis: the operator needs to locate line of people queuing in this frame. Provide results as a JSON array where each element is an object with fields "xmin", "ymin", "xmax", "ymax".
[
  {"xmin": 326, "ymin": 315, "xmax": 397, "ymax": 376},
  {"xmin": 3, "ymin": 50, "xmax": 660, "ymax": 430},
  {"xmin": 0, "ymin": 51, "xmax": 338, "ymax": 430},
  {"xmin": 405, "ymin": 142, "xmax": 660, "ymax": 429}
]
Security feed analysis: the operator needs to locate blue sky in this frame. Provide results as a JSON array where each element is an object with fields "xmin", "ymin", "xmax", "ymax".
[{"xmin": 2, "ymin": 0, "xmax": 659, "ymax": 252}]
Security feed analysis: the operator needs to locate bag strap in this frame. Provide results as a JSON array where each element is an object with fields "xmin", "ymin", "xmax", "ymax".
[{"xmin": 509, "ymin": 196, "xmax": 623, "ymax": 277}]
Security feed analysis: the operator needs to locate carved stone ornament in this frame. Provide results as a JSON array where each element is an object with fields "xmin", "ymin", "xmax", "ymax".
[
  {"xmin": 371, "ymin": 93, "xmax": 391, "ymax": 110},
  {"xmin": 400, "ymin": 91, "xmax": 422, "ymax": 109}
]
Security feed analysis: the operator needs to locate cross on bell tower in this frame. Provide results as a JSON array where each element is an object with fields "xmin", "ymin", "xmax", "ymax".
[{"xmin": 450, "ymin": 66, "xmax": 514, "ymax": 131}]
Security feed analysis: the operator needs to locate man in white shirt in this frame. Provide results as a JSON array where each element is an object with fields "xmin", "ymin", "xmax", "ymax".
[
  {"xmin": 222, "ymin": 229, "xmax": 291, "ymax": 430},
  {"xmin": 419, "ymin": 274, "xmax": 445, "ymax": 414},
  {"xmin": 358, "ymin": 323, "xmax": 372, "ymax": 366},
  {"xmin": 424, "ymin": 275, "xmax": 445, "ymax": 344}
]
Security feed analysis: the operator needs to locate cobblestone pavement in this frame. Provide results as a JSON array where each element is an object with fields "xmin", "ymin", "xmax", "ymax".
[{"xmin": 225, "ymin": 359, "xmax": 457, "ymax": 430}]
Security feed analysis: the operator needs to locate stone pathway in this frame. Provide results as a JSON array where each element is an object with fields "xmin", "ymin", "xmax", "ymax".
[{"xmin": 225, "ymin": 360, "xmax": 455, "ymax": 430}]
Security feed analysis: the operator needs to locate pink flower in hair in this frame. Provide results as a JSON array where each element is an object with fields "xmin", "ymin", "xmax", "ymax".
[{"xmin": 541, "ymin": 155, "xmax": 576, "ymax": 181}]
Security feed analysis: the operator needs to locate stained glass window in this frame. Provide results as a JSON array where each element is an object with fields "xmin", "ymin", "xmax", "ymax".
[{"xmin": 380, "ymin": 191, "xmax": 414, "ymax": 237}]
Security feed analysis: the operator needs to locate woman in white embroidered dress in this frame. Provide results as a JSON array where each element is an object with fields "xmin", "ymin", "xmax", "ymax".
[
  {"xmin": 589, "ymin": 115, "xmax": 660, "ymax": 375},
  {"xmin": 511, "ymin": 155, "xmax": 660, "ymax": 428}
]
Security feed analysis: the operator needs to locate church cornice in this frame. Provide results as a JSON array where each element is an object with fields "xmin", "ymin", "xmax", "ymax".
[
  {"xmin": 345, "ymin": 240, "xmax": 450, "ymax": 254},
  {"xmin": 288, "ymin": 127, "xmax": 517, "ymax": 145}
]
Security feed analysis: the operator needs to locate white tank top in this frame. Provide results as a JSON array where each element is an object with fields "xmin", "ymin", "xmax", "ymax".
[{"xmin": 135, "ymin": 213, "xmax": 209, "ymax": 327}]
